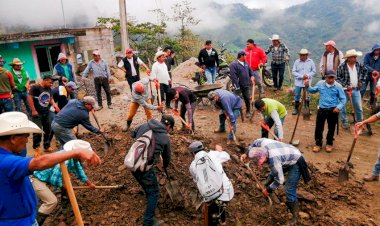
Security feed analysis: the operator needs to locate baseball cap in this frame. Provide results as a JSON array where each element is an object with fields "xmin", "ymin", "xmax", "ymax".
[
  {"xmin": 325, "ymin": 70, "xmax": 337, "ymax": 78},
  {"xmin": 188, "ymin": 141, "xmax": 205, "ymax": 153},
  {"xmin": 161, "ymin": 115, "xmax": 175, "ymax": 129},
  {"xmin": 66, "ymin": 81, "xmax": 79, "ymax": 90},
  {"xmin": 237, "ymin": 50, "xmax": 246, "ymax": 58},
  {"xmin": 92, "ymin": 50, "xmax": 100, "ymax": 56}
]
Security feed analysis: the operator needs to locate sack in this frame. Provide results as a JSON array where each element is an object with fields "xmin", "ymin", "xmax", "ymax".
[
  {"xmin": 195, "ymin": 154, "xmax": 223, "ymax": 202},
  {"xmin": 124, "ymin": 130, "xmax": 155, "ymax": 172}
]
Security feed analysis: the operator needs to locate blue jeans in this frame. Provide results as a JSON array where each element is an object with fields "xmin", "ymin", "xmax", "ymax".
[
  {"xmin": 360, "ymin": 74, "xmax": 375, "ymax": 104},
  {"xmin": 13, "ymin": 91, "xmax": 31, "ymax": 114},
  {"xmin": 340, "ymin": 89, "xmax": 363, "ymax": 124},
  {"xmin": 372, "ymin": 150, "xmax": 380, "ymax": 176},
  {"xmin": 132, "ymin": 169, "xmax": 159, "ymax": 226},
  {"xmin": 205, "ymin": 66, "xmax": 216, "ymax": 84},
  {"xmin": 262, "ymin": 116, "xmax": 285, "ymax": 138},
  {"xmin": 51, "ymin": 121, "xmax": 76, "ymax": 148},
  {"xmin": 218, "ymin": 109, "xmax": 240, "ymax": 140},
  {"xmin": 294, "ymin": 86, "xmax": 310, "ymax": 102},
  {"xmin": 0, "ymin": 98, "xmax": 14, "ymax": 113},
  {"xmin": 270, "ymin": 164, "xmax": 301, "ymax": 203}
]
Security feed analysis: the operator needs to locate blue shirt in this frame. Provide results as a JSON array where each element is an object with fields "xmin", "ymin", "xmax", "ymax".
[
  {"xmin": 82, "ymin": 59, "xmax": 111, "ymax": 79},
  {"xmin": 308, "ymin": 80, "xmax": 347, "ymax": 111},
  {"xmin": 215, "ymin": 89, "xmax": 242, "ymax": 122},
  {"xmin": 0, "ymin": 148, "xmax": 37, "ymax": 226},
  {"xmin": 292, "ymin": 58, "xmax": 316, "ymax": 87}
]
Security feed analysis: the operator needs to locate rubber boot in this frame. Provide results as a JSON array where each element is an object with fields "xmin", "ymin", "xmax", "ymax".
[
  {"xmin": 306, "ymin": 100, "xmax": 312, "ymax": 115},
  {"xmin": 264, "ymin": 175, "xmax": 274, "ymax": 187},
  {"xmin": 36, "ymin": 212, "xmax": 49, "ymax": 226},
  {"xmin": 122, "ymin": 120, "xmax": 132, "ymax": 132},
  {"xmin": 292, "ymin": 101, "xmax": 300, "ymax": 115},
  {"xmin": 286, "ymin": 202, "xmax": 298, "ymax": 225}
]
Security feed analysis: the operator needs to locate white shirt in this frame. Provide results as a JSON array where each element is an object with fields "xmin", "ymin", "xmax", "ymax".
[
  {"xmin": 150, "ymin": 62, "xmax": 170, "ymax": 85},
  {"xmin": 189, "ymin": 150, "xmax": 234, "ymax": 202},
  {"xmin": 319, "ymin": 51, "xmax": 344, "ymax": 73},
  {"xmin": 348, "ymin": 64, "xmax": 358, "ymax": 87},
  {"xmin": 118, "ymin": 57, "xmax": 144, "ymax": 76},
  {"xmin": 206, "ymin": 49, "xmax": 212, "ymax": 56}
]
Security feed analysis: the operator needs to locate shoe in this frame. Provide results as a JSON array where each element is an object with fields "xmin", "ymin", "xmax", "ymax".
[
  {"xmin": 246, "ymin": 113, "xmax": 252, "ymax": 118},
  {"xmin": 292, "ymin": 101, "xmax": 300, "ymax": 115},
  {"xmin": 153, "ymin": 218, "xmax": 164, "ymax": 226},
  {"xmin": 122, "ymin": 121, "xmax": 132, "ymax": 132},
  {"xmin": 227, "ymin": 140, "xmax": 233, "ymax": 145},
  {"xmin": 292, "ymin": 109, "xmax": 299, "ymax": 115},
  {"xmin": 108, "ymin": 105, "xmax": 113, "ymax": 109},
  {"xmin": 312, "ymin": 146, "xmax": 321, "ymax": 153},
  {"xmin": 273, "ymin": 88, "xmax": 277, "ymax": 92},
  {"xmin": 214, "ymin": 128, "xmax": 226, "ymax": 133},
  {"xmin": 96, "ymin": 106, "xmax": 103, "ymax": 111},
  {"xmin": 286, "ymin": 202, "xmax": 298, "ymax": 226},
  {"xmin": 325, "ymin": 145, "xmax": 333, "ymax": 152},
  {"xmin": 33, "ymin": 147, "xmax": 42, "ymax": 157},
  {"xmin": 44, "ymin": 147, "xmax": 55, "ymax": 152},
  {"xmin": 363, "ymin": 175, "xmax": 379, "ymax": 182},
  {"xmin": 342, "ymin": 123, "xmax": 350, "ymax": 129}
]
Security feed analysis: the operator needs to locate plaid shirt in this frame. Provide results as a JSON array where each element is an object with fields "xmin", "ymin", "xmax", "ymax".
[
  {"xmin": 265, "ymin": 43, "xmax": 290, "ymax": 64},
  {"xmin": 33, "ymin": 159, "xmax": 88, "ymax": 189},
  {"xmin": 251, "ymin": 138, "xmax": 301, "ymax": 191},
  {"xmin": 336, "ymin": 62, "xmax": 367, "ymax": 88}
]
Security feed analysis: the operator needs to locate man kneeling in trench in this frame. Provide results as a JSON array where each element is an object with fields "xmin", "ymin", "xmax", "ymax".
[{"xmin": 240, "ymin": 138, "xmax": 311, "ymax": 225}]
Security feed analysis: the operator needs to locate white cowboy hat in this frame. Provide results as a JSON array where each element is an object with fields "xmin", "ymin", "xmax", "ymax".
[
  {"xmin": 0, "ymin": 112, "xmax": 42, "ymax": 136},
  {"xmin": 63, "ymin": 139, "xmax": 93, "ymax": 152},
  {"xmin": 9, "ymin": 58, "xmax": 25, "ymax": 66},
  {"xmin": 154, "ymin": 51, "xmax": 165, "ymax": 61},
  {"xmin": 343, "ymin": 49, "xmax": 363, "ymax": 59},
  {"xmin": 298, "ymin": 48, "xmax": 311, "ymax": 55},
  {"xmin": 269, "ymin": 34, "xmax": 280, "ymax": 41}
]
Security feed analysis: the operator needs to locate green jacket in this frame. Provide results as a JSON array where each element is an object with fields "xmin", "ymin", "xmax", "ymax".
[
  {"xmin": 10, "ymin": 69, "xmax": 28, "ymax": 92},
  {"xmin": 263, "ymin": 98, "xmax": 287, "ymax": 118}
]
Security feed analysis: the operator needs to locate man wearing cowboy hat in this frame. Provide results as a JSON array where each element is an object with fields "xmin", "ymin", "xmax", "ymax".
[
  {"xmin": 0, "ymin": 111, "xmax": 101, "ymax": 226},
  {"xmin": 362, "ymin": 44, "xmax": 380, "ymax": 105},
  {"xmin": 336, "ymin": 49, "xmax": 367, "ymax": 129},
  {"xmin": 0, "ymin": 57, "xmax": 15, "ymax": 113},
  {"xmin": 291, "ymin": 49, "xmax": 316, "ymax": 115},
  {"xmin": 265, "ymin": 34, "xmax": 290, "ymax": 91},
  {"xmin": 118, "ymin": 48, "xmax": 151, "ymax": 91},
  {"xmin": 82, "ymin": 50, "xmax": 113, "ymax": 110},
  {"xmin": 319, "ymin": 40, "xmax": 344, "ymax": 79},
  {"xmin": 151, "ymin": 50, "xmax": 171, "ymax": 108},
  {"xmin": 9, "ymin": 58, "xmax": 31, "ymax": 114},
  {"xmin": 31, "ymin": 139, "xmax": 96, "ymax": 225}
]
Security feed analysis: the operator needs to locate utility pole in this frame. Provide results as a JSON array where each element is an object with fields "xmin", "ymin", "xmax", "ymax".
[
  {"xmin": 60, "ymin": 0, "xmax": 67, "ymax": 28},
  {"xmin": 119, "ymin": 0, "xmax": 129, "ymax": 52}
]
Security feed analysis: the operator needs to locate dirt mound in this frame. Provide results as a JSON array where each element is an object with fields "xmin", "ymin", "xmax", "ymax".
[
  {"xmin": 172, "ymin": 57, "xmax": 201, "ymax": 79},
  {"xmin": 46, "ymin": 128, "xmax": 377, "ymax": 226}
]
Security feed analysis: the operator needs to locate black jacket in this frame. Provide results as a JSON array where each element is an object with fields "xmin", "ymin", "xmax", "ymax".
[
  {"xmin": 123, "ymin": 56, "xmax": 140, "ymax": 79},
  {"xmin": 229, "ymin": 60, "xmax": 254, "ymax": 89},
  {"xmin": 131, "ymin": 119, "xmax": 171, "ymax": 168},
  {"xmin": 198, "ymin": 48, "xmax": 219, "ymax": 68}
]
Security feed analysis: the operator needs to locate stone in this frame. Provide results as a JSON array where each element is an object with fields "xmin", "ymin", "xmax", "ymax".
[
  {"xmin": 110, "ymin": 87, "xmax": 120, "ymax": 96},
  {"xmin": 299, "ymin": 211, "xmax": 310, "ymax": 219}
]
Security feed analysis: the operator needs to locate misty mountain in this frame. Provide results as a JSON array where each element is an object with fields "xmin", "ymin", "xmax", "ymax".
[{"xmin": 205, "ymin": 0, "xmax": 380, "ymax": 64}]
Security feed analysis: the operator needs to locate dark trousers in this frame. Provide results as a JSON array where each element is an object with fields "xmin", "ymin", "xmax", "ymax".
[
  {"xmin": 360, "ymin": 74, "xmax": 375, "ymax": 104},
  {"xmin": 132, "ymin": 169, "xmax": 159, "ymax": 226},
  {"xmin": 315, "ymin": 108, "xmax": 339, "ymax": 146},
  {"xmin": 32, "ymin": 111, "xmax": 53, "ymax": 149},
  {"xmin": 180, "ymin": 102, "xmax": 196, "ymax": 130},
  {"xmin": 159, "ymin": 83, "xmax": 171, "ymax": 108},
  {"xmin": 206, "ymin": 200, "xmax": 227, "ymax": 226},
  {"xmin": 126, "ymin": 76, "xmax": 140, "ymax": 92},
  {"xmin": 261, "ymin": 116, "xmax": 285, "ymax": 138},
  {"xmin": 168, "ymin": 72, "xmax": 172, "ymax": 88},
  {"xmin": 94, "ymin": 77, "xmax": 112, "ymax": 107},
  {"xmin": 0, "ymin": 98, "xmax": 14, "ymax": 113},
  {"xmin": 271, "ymin": 62, "xmax": 286, "ymax": 89},
  {"xmin": 13, "ymin": 91, "xmax": 31, "ymax": 114},
  {"xmin": 241, "ymin": 86, "xmax": 252, "ymax": 113}
]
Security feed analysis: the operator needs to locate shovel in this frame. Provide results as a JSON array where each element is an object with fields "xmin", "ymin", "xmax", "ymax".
[
  {"xmin": 302, "ymin": 86, "xmax": 311, "ymax": 120},
  {"xmin": 347, "ymin": 91, "xmax": 356, "ymax": 123},
  {"xmin": 224, "ymin": 112, "xmax": 245, "ymax": 149},
  {"xmin": 249, "ymin": 81, "xmax": 256, "ymax": 123},
  {"xmin": 172, "ymin": 110, "xmax": 194, "ymax": 135},
  {"xmin": 91, "ymin": 112, "xmax": 114, "ymax": 154},
  {"xmin": 338, "ymin": 128, "xmax": 361, "ymax": 182},
  {"xmin": 286, "ymin": 62, "xmax": 293, "ymax": 87},
  {"xmin": 73, "ymin": 184, "xmax": 127, "ymax": 190},
  {"xmin": 244, "ymin": 162, "xmax": 273, "ymax": 206},
  {"xmin": 289, "ymin": 88, "xmax": 306, "ymax": 146},
  {"xmin": 149, "ymin": 82, "xmax": 156, "ymax": 105},
  {"xmin": 260, "ymin": 122, "xmax": 279, "ymax": 141},
  {"xmin": 163, "ymin": 167, "xmax": 182, "ymax": 202}
]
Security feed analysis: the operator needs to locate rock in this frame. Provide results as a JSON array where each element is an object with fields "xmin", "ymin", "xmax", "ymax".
[
  {"xmin": 110, "ymin": 87, "xmax": 120, "ymax": 96},
  {"xmin": 114, "ymin": 134, "xmax": 123, "ymax": 141},
  {"xmin": 299, "ymin": 211, "xmax": 310, "ymax": 219},
  {"xmin": 297, "ymin": 189, "xmax": 316, "ymax": 201},
  {"xmin": 348, "ymin": 199, "xmax": 357, "ymax": 205}
]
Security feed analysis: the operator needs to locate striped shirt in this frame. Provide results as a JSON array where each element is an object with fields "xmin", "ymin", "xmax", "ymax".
[
  {"xmin": 251, "ymin": 138, "xmax": 301, "ymax": 191},
  {"xmin": 265, "ymin": 43, "xmax": 290, "ymax": 64}
]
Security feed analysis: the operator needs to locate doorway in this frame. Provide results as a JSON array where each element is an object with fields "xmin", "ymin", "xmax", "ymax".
[{"xmin": 35, "ymin": 44, "xmax": 61, "ymax": 78}]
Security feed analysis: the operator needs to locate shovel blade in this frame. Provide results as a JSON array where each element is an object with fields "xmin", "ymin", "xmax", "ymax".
[
  {"xmin": 165, "ymin": 180, "xmax": 181, "ymax": 201},
  {"xmin": 338, "ymin": 165, "xmax": 349, "ymax": 182},
  {"xmin": 291, "ymin": 140, "xmax": 300, "ymax": 146},
  {"xmin": 303, "ymin": 109, "xmax": 311, "ymax": 120},
  {"xmin": 104, "ymin": 141, "xmax": 115, "ymax": 155}
]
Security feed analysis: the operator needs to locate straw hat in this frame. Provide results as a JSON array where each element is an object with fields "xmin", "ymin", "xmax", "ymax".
[
  {"xmin": 269, "ymin": 34, "xmax": 280, "ymax": 41},
  {"xmin": 298, "ymin": 48, "xmax": 311, "ymax": 55},
  {"xmin": 63, "ymin": 139, "xmax": 93, "ymax": 152},
  {"xmin": 9, "ymin": 58, "xmax": 24, "ymax": 66},
  {"xmin": 0, "ymin": 112, "xmax": 42, "ymax": 136},
  {"xmin": 343, "ymin": 49, "xmax": 363, "ymax": 59},
  {"xmin": 154, "ymin": 51, "xmax": 165, "ymax": 61}
]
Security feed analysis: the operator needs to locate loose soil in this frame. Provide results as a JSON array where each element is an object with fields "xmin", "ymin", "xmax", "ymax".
[{"xmin": 39, "ymin": 67, "xmax": 380, "ymax": 225}]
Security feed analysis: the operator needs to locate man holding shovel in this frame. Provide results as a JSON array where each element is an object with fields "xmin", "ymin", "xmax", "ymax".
[
  {"xmin": 306, "ymin": 71, "xmax": 346, "ymax": 152},
  {"xmin": 0, "ymin": 112, "xmax": 101, "ymax": 226},
  {"xmin": 240, "ymin": 138, "xmax": 311, "ymax": 226},
  {"xmin": 130, "ymin": 115, "xmax": 174, "ymax": 226},
  {"xmin": 208, "ymin": 89, "xmax": 242, "ymax": 145},
  {"xmin": 254, "ymin": 98, "xmax": 287, "ymax": 141},
  {"xmin": 229, "ymin": 50, "xmax": 255, "ymax": 118},
  {"xmin": 188, "ymin": 141, "xmax": 234, "ymax": 226},
  {"xmin": 31, "ymin": 139, "xmax": 96, "ymax": 225},
  {"xmin": 291, "ymin": 49, "xmax": 316, "ymax": 115},
  {"xmin": 122, "ymin": 78, "xmax": 163, "ymax": 132},
  {"xmin": 166, "ymin": 87, "xmax": 197, "ymax": 131}
]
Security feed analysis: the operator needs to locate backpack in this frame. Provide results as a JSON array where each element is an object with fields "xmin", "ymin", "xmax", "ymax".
[
  {"xmin": 194, "ymin": 154, "xmax": 224, "ymax": 202},
  {"xmin": 124, "ymin": 130, "xmax": 155, "ymax": 172}
]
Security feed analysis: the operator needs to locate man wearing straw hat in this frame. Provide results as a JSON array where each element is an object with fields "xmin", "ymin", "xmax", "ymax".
[
  {"xmin": 291, "ymin": 49, "xmax": 316, "ymax": 115},
  {"xmin": 0, "ymin": 56, "xmax": 15, "ymax": 113},
  {"xmin": 336, "ymin": 49, "xmax": 367, "ymax": 129},
  {"xmin": 265, "ymin": 34, "xmax": 290, "ymax": 91},
  {"xmin": 0, "ymin": 111, "xmax": 101, "ymax": 226},
  {"xmin": 151, "ymin": 50, "xmax": 172, "ymax": 108},
  {"xmin": 9, "ymin": 58, "xmax": 31, "ymax": 114}
]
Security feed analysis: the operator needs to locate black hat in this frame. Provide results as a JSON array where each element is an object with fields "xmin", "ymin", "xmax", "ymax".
[
  {"xmin": 161, "ymin": 115, "xmax": 175, "ymax": 129},
  {"xmin": 188, "ymin": 141, "xmax": 205, "ymax": 153}
]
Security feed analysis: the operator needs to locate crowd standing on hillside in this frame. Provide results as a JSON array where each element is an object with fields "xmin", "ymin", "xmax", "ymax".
[{"xmin": 1, "ymin": 35, "xmax": 380, "ymax": 226}]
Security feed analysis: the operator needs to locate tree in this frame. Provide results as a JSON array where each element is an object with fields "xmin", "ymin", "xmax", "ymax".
[{"xmin": 171, "ymin": 0, "xmax": 201, "ymax": 40}]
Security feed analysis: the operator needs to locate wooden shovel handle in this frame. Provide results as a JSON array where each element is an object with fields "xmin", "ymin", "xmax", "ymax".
[
  {"xmin": 60, "ymin": 163, "xmax": 84, "ymax": 226},
  {"xmin": 73, "ymin": 185, "xmax": 122, "ymax": 189},
  {"xmin": 260, "ymin": 122, "xmax": 279, "ymax": 141}
]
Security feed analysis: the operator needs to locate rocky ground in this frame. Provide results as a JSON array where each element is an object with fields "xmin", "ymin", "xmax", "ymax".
[{"xmin": 37, "ymin": 61, "xmax": 380, "ymax": 225}]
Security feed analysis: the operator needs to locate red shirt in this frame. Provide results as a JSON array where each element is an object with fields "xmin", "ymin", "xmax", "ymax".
[
  {"xmin": 0, "ymin": 71, "xmax": 14, "ymax": 99},
  {"xmin": 245, "ymin": 45, "xmax": 267, "ymax": 70}
]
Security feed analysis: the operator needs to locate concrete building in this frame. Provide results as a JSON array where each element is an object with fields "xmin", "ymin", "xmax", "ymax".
[{"xmin": 0, "ymin": 27, "xmax": 114, "ymax": 81}]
